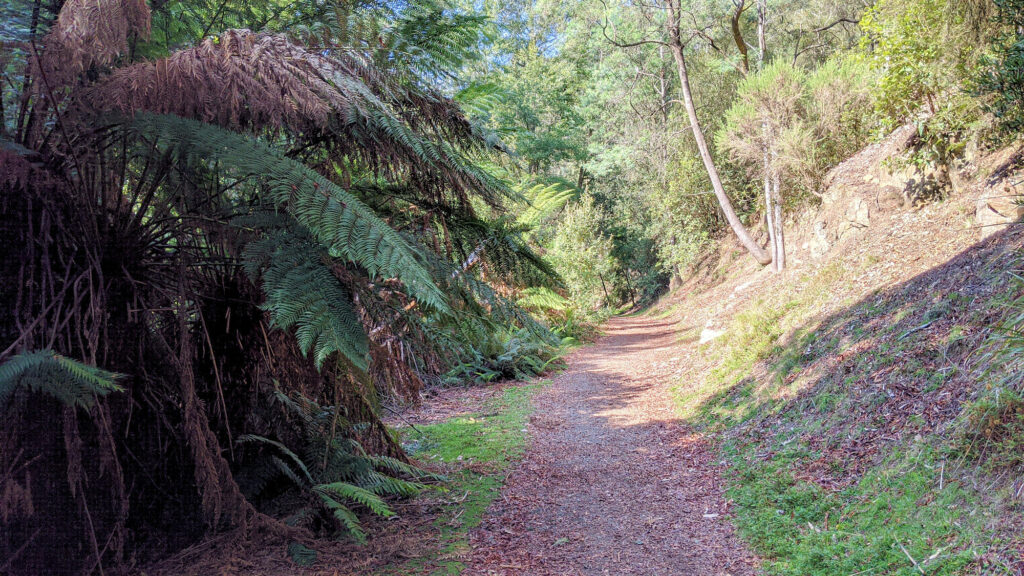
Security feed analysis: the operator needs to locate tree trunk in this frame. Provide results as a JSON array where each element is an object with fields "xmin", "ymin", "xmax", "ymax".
[
  {"xmin": 665, "ymin": 0, "xmax": 772, "ymax": 266},
  {"xmin": 771, "ymin": 171, "xmax": 786, "ymax": 271},
  {"xmin": 757, "ymin": 0, "xmax": 767, "ymax": 66},
  {"xmin": 764, "ymin": 158, "xmax": 778, "ymax": 272},
  {"xmin": 730, "ymin": 0, "xmax": 750, "ymax": 75}
]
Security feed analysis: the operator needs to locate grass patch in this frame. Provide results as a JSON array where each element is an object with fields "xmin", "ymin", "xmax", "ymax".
[
  {"xmin": 726, "ymin": 441, "xmax": 999, "ymax": 576},
  {"xmin": 384, "ymin": 383, "xmax": 543, "ymax": 575}
]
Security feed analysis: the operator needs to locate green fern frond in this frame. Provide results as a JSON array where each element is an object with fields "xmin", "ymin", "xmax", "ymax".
[
  {"xmin": 357, "ymin": 470, "xmax": 426, "ymax": 497},
  {"xmin": 370, "ymin": 454, "xmax": 446, "ymax": 482},
  {"xmin": 125, "ymin": 113, "xmax": 449, "ymax": 314},
  {"xmin": 237, "ymin": 434, "xmax": 316, "ymax": 486},
  {"xmin": 243, "ymin": 229, "xmax": 370, "ymax": 371},
  {"xmin": 517, "ymin": 287, "xmax": 569, "ymax": 312},
  {"xmin": 314, "ymin": 481, "xmax": 394, "ymax": 518},
  {"xmin": 517, "ymin": 181, "xmax": 581, "ymax": 229},
  {"xmin": 314, "ymin": 491, "xmax": 366, "ymax": 543},
  {"xmin": 0, "ymin": 350, "xmax": 123, "ymax": 409}
]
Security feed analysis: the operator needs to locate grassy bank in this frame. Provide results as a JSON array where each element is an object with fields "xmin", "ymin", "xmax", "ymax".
[{"xmin": 670, "ymin": 229, "xmax": 1024, "ymax": 574}]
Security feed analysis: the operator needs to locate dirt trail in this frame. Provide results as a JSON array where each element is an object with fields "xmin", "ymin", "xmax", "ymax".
[{"xmin": 466, "ymin": 316, "xmax": 759, "ymax": 576}]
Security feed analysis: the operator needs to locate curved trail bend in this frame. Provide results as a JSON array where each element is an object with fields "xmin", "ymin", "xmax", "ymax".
[{"xmin": 466, "ymin": 316, "xmax": 759, "ymax": 576}]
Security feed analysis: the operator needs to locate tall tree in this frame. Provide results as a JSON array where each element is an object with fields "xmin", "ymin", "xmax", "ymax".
[{"xmin": 664, "ymin": 0, "xmax": 772, "ymax": 266}]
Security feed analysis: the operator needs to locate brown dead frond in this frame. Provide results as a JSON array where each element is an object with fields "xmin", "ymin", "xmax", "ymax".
[{"xmin": 39, "ymin": 0, "xmax": 150, "ymax": 83}]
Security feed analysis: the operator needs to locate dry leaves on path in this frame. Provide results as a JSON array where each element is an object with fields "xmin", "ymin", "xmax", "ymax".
[{"xmin": 465, "ymin": 317, "xmax": 759, "ymax": 576}]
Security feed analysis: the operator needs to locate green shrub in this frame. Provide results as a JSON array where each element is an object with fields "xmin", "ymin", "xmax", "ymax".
[
  {"xmin": 860, "ymin": 0, "xmax": 952, "ymax": 124},
  {"xmin": 547, "ymin": 194, "xmax": 619, "ymax": 311},
  {"xmin": 977, "ymin": 0, "xmax": 1024, "ymax": 131}
]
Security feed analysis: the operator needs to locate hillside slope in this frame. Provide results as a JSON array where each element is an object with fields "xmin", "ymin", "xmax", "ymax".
[{"xmin": 660, "ymin": 128, "xmax": 1024, "ymax": 574}]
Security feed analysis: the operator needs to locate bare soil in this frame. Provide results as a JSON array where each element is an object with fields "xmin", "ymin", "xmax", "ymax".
[{"xmin": 464, "ymin": 316, "xmax": 759, "ymax": 576}]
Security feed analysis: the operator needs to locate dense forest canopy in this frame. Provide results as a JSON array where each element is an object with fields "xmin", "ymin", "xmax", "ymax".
[{"xmin": 2, "ymin": 0, "xmax": 1023, "ymax": 573}]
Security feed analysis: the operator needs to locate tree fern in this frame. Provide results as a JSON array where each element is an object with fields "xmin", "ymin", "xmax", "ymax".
[
  {"xmin": 517, "ymin": 180, "xmax": 581, "ymax": 229},
  {"xmin": 237, "ymin": 434, "xmax": 316, "ymax": 485},
  {"xmin": 316, "ymin": 491, "xmax": 366, "ymax": 542},
  {"xmin": 0, "ymin": 350, "xmax": 123, "ymax": 409}
]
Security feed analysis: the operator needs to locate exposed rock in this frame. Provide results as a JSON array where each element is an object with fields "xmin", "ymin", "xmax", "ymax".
[
  {"xmin": 699, "ymin": 328, "xmax": 726, "ymax": 344},
  {"xmin": 976, "ymin": 182, "xmax": 1024, "ymax": 239},
  {"xmin": 809, "ymin": 221, "xmax": 829, "ymax": 258}
]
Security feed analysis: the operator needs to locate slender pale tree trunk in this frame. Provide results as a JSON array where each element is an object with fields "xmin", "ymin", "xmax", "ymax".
[
  {"xmin": 758, "ymin": 0, "xmax": 785, "ymax": 271},
  {"xmin": 757, "ymin": 0, "xmax": 767, "ymax": 64},
  {"xmin": 771, "ymin": 169, "xmax": 786, "ymax": 270},
  {"xmin": 763, "ymin": 140, "xmax": 778, "ymax": 272},
  {"xmin": 665, "ymin": 0, "xmax": 771, "ymax": 266}
]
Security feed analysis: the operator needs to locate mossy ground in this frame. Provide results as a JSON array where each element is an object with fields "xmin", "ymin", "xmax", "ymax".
[{"xmin": 382, "ymin": 383, "xmax": 544, "ymax": 575}]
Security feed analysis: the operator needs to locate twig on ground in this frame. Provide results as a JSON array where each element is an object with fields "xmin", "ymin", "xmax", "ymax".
[{"xmin": 897, "ymin": 541, "xmax": 925, "ymax": 574}]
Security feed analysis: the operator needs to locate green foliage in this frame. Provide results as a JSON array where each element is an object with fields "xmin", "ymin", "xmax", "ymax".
[
  {"xmin": 977, "ymin": 0, "xmax": 1024, "ymax": 130},
  {"xmin": 237, "ymin": 390, "xmax": 440, "ymax": 542},
  {"xmin": 0, "ymin": 350, "xmax": 123, "ymax": 410},
  {"xmin": 242, "ymin": 226, "xmax": 370, "ymax": 371},
  {"xmin": 960, "ymin": 390, "xmax": 1024, "ymax": 471},
  {"xmin": 443, "ymin": 328, "xmax": 565, "ymax": 385},
  {"xmin": 720, "ymin": 58, "xmax": 876, "ymax": 203},
  {"xmin": 547, "ymin": 194, "xmax": 618, "ymax": 312},
  {"xmin": 803, "ymin": 57, "xmax": 876, "ymax": 169},
  {"xmin": 287, "ymin": 541, "xmax": 318, "ymax": 567},
  {"xmin": 860, "ymin": 0, "xmax": 987, "ymax": 160},
  {"xmin": 128, "ymin": 113, "xmax": 447, "ymax": 311},
  {"xmin": 860, "ymin": 0, "xmax": 952, "ymax": 124},
  {"xmin": 720, "ymin": 61, "xmax": 811, "ymax": 183}
]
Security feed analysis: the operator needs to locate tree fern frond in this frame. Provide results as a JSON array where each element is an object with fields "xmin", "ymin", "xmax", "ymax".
[
  {"xmin": 357, "ymin": 470, "xmax": 426, "ymax": 497},
  {"xmin": 369, "ymin": 454, "xmax": 445, "ymax": 482},
  {"xmin": 517, "ymin": 287, "xmax": 570, "ymax": 312},
  {"xmin": 517, "ymin": 181, "xmax": 581, "ymax": 229},
  {"xmin": 126, "ymin": 113, "xmax": 448, "ymax": 314},
  {"xmin": 0, "ymin": 350, "xmax": 123, "ymax": 409},
  {"xmin": 243, "ymin": 229, "xmax": 370, "ymax": 371}
]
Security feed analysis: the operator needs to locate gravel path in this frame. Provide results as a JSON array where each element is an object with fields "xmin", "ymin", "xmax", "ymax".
[{"xmin": 466, "ymin": 316, "xmax": 759, "ymax": 575}]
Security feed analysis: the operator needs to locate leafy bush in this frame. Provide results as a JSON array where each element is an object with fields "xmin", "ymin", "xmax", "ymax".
[
  {"xmin": 649, "ymin": 154, "xmax": 718, "ymax": 275},
  {"xmin": 860, "ymin": 0, "xmax": 952, "ymax": 124},
  {"xmin": 977, "ymin": 0, "xmax": 1024, "ymax": 131},
  {"xmin": 719, "ymin": 61, "xmax": 812, "ymax": 196},
  {"xmin": 804, "ymin": 57, "xmax": 876, "ymax": 168},
  {"xmin": 860, "ymin": 0, "xmax": 986, "ymax": 166},
  {"xmin": 442, "ymin": 328, "xmax": 565, "ymax": 385},
  {"xmin": 547, "ymin": 194, "xmax": 619, "ymax": 311}
]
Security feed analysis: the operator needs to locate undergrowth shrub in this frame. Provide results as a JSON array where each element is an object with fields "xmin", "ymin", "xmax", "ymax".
[
  {"xmin": 804, "ymin": 57, "xmax": 875, "ymax": 169},
  {"xmin": 442, "ymin": 328, "xmax": 566, "ymax": 385},
  {"xmin": 547, "ymin": 194, "xmax": 618, "ymax": 312},
  {"xmin": 961, "ymin": 391, "xmax": 1024, "ymax": 471},
  {"xmin": 861, "ymin": 0, "xmax": 989, "ymax": 168}
]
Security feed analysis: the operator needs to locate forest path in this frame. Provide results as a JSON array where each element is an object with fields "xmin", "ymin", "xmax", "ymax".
[{"xmin": 465, "ymin": 316, "xmax": 759, "ymax": 575}]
